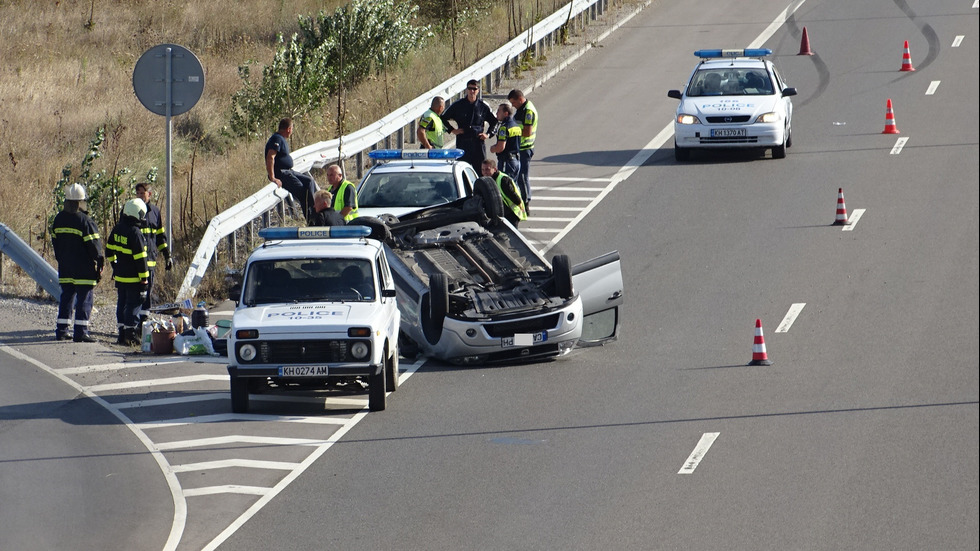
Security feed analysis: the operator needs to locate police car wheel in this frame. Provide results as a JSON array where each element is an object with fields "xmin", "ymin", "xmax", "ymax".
[
  {"xmin": 230, "ymin": 374, "xmax": 250, "ymax": 413},
  {"xmin": 772, "ymin": 141, "xmax": 787, "ymax": 159},
  {"xmin": 786, "ymin": 127, "xmax": 793, "ymax": 148},
  {"xmin": 385, "ymin": 346, "xmax": 400, "ymax": 392},
  {"xmin": 369, "ymin": 363, "xmax": 387, "ymax": 411},
  {"xmin": 674, "ymin": 142, "xmax": 691, "ymax": 162}
]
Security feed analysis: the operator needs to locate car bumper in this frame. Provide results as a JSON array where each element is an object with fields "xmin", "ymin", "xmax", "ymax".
[
  {"xmin": 228, "ymin": 362, "xmax": 382, "ymax": 379},
  {"xmin": 674, "ymin": 122, "xmax": 785, "ymax": 148}
]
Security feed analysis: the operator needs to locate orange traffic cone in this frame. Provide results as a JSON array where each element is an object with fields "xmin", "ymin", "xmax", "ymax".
[
  {"xmin": 748, "ymin": 319, "xmax": 773, "ymax": 366},
  {"xmin": 882, "ymin": 99, "xmax": 900, "ymax": 134},
  {"xmin": 798, "ymin": 27, "xmax": 814, "ymax": 55},
  {"xmin": 900, "ymin": 40, "xmax": 916, "ymax": 71},
  {"xmin": 833, "ymin": 188, "xmax": 848, "ymax": 225}
]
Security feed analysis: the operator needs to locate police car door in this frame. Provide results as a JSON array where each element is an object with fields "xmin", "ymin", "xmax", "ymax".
[{"xmin": 572, "ymin": 251, "xmax": 624, "ymax": 345}]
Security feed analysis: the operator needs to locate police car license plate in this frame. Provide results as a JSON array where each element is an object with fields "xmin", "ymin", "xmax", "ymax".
[
  {"xmin": 279, "ymin": 366, "xmax": 329, "ymax": 377},
  {"xmin": 501, "ymin": 331, "xmax": 547, "ymax": 348},
  {"xmin": 711, "ymin": 128, "xmax": 746, "ymax": 137}
]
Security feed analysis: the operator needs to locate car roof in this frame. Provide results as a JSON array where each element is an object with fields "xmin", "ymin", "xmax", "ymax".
[
  {"xmin": 696, "ymin": 58, "xmax": 769, "ymax": 70},
  {"xmin": 248, "ymin": 239, "xmax": 382, "ymax": 262},
  {"xmin": 364, "ymin": 159, "xmax": 462, "ymax": 176}
]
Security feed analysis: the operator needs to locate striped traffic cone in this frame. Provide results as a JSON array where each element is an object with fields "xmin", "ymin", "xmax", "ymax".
[
  {"xmin": 882, "ymin": 99, "xmax": 900, "ymax": 134},
  {"xmin": 748, "ymin": 319, "xmax": 773, "ymax": 366},
  {"xmin": 833, "ymin": 188, "xmax": 848, "ymax": 225},
  {"xmin": 900, "ymin": 40, "xmax": 916, "ymax": 71},
  {"xmin": 798, "ymin": 26, "xmax": 814, "ymax": 55}
]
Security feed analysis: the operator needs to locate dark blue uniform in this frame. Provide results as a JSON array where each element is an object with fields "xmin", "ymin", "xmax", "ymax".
[{"xmin": 51, "ymin": 205, "xmax": 104, "ymax": 341}]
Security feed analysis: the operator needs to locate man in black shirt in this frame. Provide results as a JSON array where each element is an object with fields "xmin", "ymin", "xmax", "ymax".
[
  {"xmin": 265, "ymin": 118, "xmax": 318, "ymax": 219},
  {"xmin": 308, "ymin": 190, "xmax": 346, "ymax": 226},
  {"xmin": 441, "ymin": 80, "xmax": 499, "ymax": 170}
]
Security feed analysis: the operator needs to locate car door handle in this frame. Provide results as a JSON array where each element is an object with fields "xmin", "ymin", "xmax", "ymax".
[{"xmin": 608, "ymin": 291, "xmax": 622, "ymax": 301}]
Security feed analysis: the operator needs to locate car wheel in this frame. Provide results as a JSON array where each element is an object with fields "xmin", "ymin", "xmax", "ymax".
[
  {"xmin": 385, "ymin": 344, "xmax": 399, "ymax": 392},
  {"xmin": 552, "ymin": 254, "xmax": 573, "ymax": 299},
  {"xmin": 422, "ymin": 273, "xmax": 449, "ymax": 344},
  {"xmin": 347, "ymin": 215, "xmax": 391, "ymax": 241},
  {"xmin": 230, "ymin": 373, "xmax": 249, "ymax": 413},
  {"xmin": 772, "ymin": 141, "xmax": 787, "ymax": 159},
  {"xmin": 474, "ymin": 176, "xmax": 504, "ymax": 225},
  {"xmin": 369, "ymin": 362, "xmax": 387, "ymax": 411},
  {"xmin": 785, "ymin": 126, "xmax": 793, "ymax": 148},
  {"xmin": 674, "ymin": 141, "xmax": 691, "ymax": 162}
]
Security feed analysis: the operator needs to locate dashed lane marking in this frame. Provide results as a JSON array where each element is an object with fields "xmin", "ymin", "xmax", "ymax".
[
  {"xmin": 678, "ymin": 432, "xmax": 720, "ymax": 474},
  {"xmin": 890, "ymin": 137, "xmax": 909, "ymax": 155},
  {"xmin": 842, "ymin": 209, "xmax": 866, "ymax": 232},
  {"xmin": 775, "ymin": 303, "xmax": 806, "ymax": 333}
]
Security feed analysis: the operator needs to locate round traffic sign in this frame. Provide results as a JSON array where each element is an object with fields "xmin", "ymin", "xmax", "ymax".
[{"xmin": 133, "ymin": 44, "xmax": 205, "ymax": 116}]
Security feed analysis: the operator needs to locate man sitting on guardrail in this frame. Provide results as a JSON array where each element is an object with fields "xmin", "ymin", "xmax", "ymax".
[{"xmin": 266, "ymin": 117, "xmax": 318, "ymax": 220}]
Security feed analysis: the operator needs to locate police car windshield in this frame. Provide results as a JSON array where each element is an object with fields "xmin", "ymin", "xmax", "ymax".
[
  {"xmin": 687, "ymin": 68, "xmax": 774, "ymax": 97},
  {"xmin": 243, "ymin": 258, "xmax": 375, "ymax": 305},
  {"xmin": 357, "ymin": 171, "xmax": 457, "ymax": 208}
]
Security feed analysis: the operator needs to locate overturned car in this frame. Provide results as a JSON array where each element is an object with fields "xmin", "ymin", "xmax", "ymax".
[{"xmin": 352, "ymin": 179, "xmax": 623, "ymax": 365}]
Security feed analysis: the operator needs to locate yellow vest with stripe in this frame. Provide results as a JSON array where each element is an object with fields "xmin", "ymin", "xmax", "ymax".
[
  {"xmin": 333, "ymin": 179, "xmax": 359, "ymax": 221},
  {"xmin": 517, "ymin": 100, "xmax": 538, "ymax": 150},
  {"xmin": 419, "ymin": 108, "xmax": 445, "ymax": 148},
  {"xmin": 495, "ymin": 172, "xmax": 527, "ymax": 221}
]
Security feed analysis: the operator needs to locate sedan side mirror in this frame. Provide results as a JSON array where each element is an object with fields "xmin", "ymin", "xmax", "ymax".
[
  {"xmin": 667, "ymin": 90, "xmax": 683, "ymax": 100},
  {"xmin": 782, "ymin": 87, "xmax": 798, "ymax": 97}
]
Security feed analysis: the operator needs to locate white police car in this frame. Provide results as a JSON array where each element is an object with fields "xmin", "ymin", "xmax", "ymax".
[
  {"xmin": 227, "ymin": 226, "xmax": 400, "ymax": 412},
  {"xmin": 356, "ymin": 149, "xmax": 480, "ymax": 219},
  {"xmin": 668, "ymin": 49, "xmax": 797, "ymax": 161}
]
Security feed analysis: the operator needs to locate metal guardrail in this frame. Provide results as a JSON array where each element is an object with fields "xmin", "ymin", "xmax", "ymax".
[
  {"xmin": 177, "ymin": 0, "xmax": 611, "ymax": 300},
  {"xmin": 0, "ymin": 222, "xmax": 61, "ymax": 300}
]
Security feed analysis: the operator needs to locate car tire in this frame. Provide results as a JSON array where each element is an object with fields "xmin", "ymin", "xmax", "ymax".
[
  {"xmin": 785, "ymin": 126, "xmax": 793, "ymax": 148},
  {"xmin": 674, "ymin": 141, "xmax": 691, "ymax": 162},
  {"xmin": 347, "ymin": 215, "xmax": 392, "ymax": 241},
  {"xmin": 772, "ymin": 141, "xmax": 786, "ymax": 159},
  {"xmin": 552, "ymin": 254, "xmax": 574, "ymax": 299},
  {"xmin": 230, "ymin": 373, "xmax": 249, "ymax": 413},
  {"xmin": 422, "ymin": 273, "xmax": 449, "ymax": 344},
  {"xmin": 385, "ymin": 344, "xmax": 399, "ymax": 392},
  {"xmin": 369, "ymin": 362, "xmax": 387, "ymax": 411},
  {"xmin": 474, "ymin": 176, "xmax": 504, "ymax": 225}
]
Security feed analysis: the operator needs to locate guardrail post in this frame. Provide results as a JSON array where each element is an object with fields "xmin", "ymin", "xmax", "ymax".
[
  {"xmin": 396, "ymin": 127, "xmax": 404, "ymax": 149},
  {"xmin": 409, "ymin": 119, "xmax": 418, "ymax": 145},
  {"xmin": 229, "ymin": 229, "xmax": 237, "ymax": 264},
  {"xmin": 356, "ymin": 151, "xmax": 365, "ymax": 179}
]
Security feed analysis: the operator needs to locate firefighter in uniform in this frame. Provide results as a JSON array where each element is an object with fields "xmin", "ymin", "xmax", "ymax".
[
  {"xmin": 480, "ymin": 159, "xmax": 527, "ymax": 228},
  {"xmin": 135, "ymin": 182, "xmax": 172, "ymax": 324},
  {"xmin": 51, "ymin": 183, "xmax": 105, "ymax": 342},
  {"xmin": 106, "ymin": 199, "xmax": 150, "ymax": 345},
  {"xmin": 325, "ymin": 164, "xmax": 359, "ymax": 222}
]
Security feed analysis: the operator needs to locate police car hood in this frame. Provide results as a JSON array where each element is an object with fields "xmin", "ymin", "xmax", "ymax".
[
  {"xmin": 682, "ymin": 95, "xmax": 781, "ymax": 119},
  {"xmin": 233, "ymin": 302, "xmax": 384, "ymax": 333}
]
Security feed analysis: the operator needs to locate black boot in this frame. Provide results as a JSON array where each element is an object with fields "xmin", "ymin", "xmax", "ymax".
[
  {"xmin": 73, "ymin": 332, "xmax": 96, "ymax": 343},
  {"xmin": 125, "ymin": 328, "xmax": 140, "ymax": 346},
  {"xmin": 117, "ymin": 328, "xmax": 127, "ymax": 345}
]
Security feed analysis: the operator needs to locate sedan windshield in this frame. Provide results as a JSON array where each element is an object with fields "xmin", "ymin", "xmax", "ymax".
[
  {"xmin": 357, "ymin": 171, "xmax": 458, "ymax": 208},
  {"xmin": 687, "ymin": 68, "xmax": 774, "ymax": 96},
  {"xmin": 243, "ymin": 258, "xmax": 375, "ymax": 305}
]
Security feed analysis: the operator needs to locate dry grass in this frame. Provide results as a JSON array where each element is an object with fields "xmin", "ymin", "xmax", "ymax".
[{"xmin": 0, "ymin": 0, "xmax": 569, "ymax": 302}]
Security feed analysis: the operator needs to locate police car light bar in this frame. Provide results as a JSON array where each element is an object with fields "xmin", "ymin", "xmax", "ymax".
[
  {"xmin": 258, "ymin": 226, "xmax": 372, "ymax": 240},
  {"xmin": 368, "ymin": 148, "xmax": 464, "ymax": 160},
  {"xmin": 694, "ymin": 48, "xmax": 772, "ymax": 59}
]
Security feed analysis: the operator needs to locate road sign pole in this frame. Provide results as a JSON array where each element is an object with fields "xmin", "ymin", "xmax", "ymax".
[{"xmin": 165, "ymin": 47, "xmax": 173, "ymax": 252}]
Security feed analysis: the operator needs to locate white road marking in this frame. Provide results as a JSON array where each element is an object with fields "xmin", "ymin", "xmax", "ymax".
[
  {"xmin": 925, "ymin": 81, "xmax": 941, "ymax": 95},
  {"xmin": 678, "ymin": 432, "xmax": 720, "ymax": 474},
  {"xmin": 155, "ymin": 435, "xmax": 328, "ymax": 451},
  {"xmin": 172, "ymin": 459, "xmax": 301, "ymax": 472},
  {"xmin": 952, "ymin": 35, "xmax": 964, "ymax": 47},
  {"xmin": 534, "ymin": 186, "xmax": 607, "ymax": 192},
  {"xmin": 527, "ymin": 217, "xmax": 574, "ymax": 222},
  {"xmin": 890, "ymin": 137, "xmax": 909, "ymax": 155},
  {"xmin": 532, "ymin": 196, "xmax": 598, "ymax": 202},
  {"xmin": 57, "ymin": 356, "xmax": 224, "ymax": 375},
  {"xmin": 184, "ymin": 485, "xmax": 271, "ymax": 497},
  {"xmin": 528, "ymin": 206, "xmax": 581, "ymax": 211},
  {"xmin": 136, "ymin": 413, "xmax": 350, "ymax": 430},
  {"xmin": 522, "ymin": 228, "xmax": 563, "ymax": 233},
  {"xmin": 775, "ymin": 303, "xmax": 806, "ymax": 333},
  {"xmin": 87, "ymin": 374, "xmax": 227, "ymax": 392},
  {"xmin": 842, "ymin": 209, "xmax": 866, "ymax": 231},
  {"xmin": 532, "ymin": 177, "xmax": 613, "ymax": 182},
  {"xmin": 113, "ymin": 393, "xmax": 228, "ymax": 409}
]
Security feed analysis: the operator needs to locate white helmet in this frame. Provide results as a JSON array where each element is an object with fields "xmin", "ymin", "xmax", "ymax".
[
  {"xmin": 65, "ymin": 183, "xmax": 87, "ymax": 201},
  {"xmin": 123, "ymin": 198, "xmax": 147, "ymax": 220}
]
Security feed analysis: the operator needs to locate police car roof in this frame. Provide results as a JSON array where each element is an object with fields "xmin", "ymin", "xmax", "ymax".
[
  {"xmin": 249, "ymin": 238, "xmax": 382, "ymax": 262},
  {"xmin": 697, "ymin": 57, "xmax": 768, "ymax": 69}
]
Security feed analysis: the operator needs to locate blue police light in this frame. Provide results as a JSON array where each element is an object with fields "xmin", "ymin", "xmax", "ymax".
[
  {"xmin": 368, "ymin": 149, "xmax": 464, "ymax": 160},
  {"xmin": 694, "ymin": 48, "xmax": 772, "ymax": 59},
  {"xmin": 258, "ymin": 226, "xmax": 372, "ymax": 240}
]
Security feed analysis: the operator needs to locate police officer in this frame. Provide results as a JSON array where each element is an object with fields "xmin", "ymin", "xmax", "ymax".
[
  {"xmin": 134, "ymin": 182, "xmax": 172, "ymax": 324},
  {"xmin": 489, "ymin": 103, "xmax": 522, "ymax": 182},
  {"xmin": 325, "ymin": 164, "xmax": 359, "ymax": 222},
  {"xmin": 417, "ymin": 96, "xmax": 446, "ymax": 149},
  {"xmin": 106, "ymin": 199, "xmax": 150, "ymax": 345},
  {"xmin": 508, "ymin": 89, "xmax": 538, "ymax": 209},
  {"xmin": 480, "ymin": 159, "xmax": 527, "ymax": 228},
  {"xmin": 51, "ymin": 183, "xmax": 105, "ymax": 342},
  {"xmin": 441, "ymin": 80, "xmax": 499, "ymax": 170}
]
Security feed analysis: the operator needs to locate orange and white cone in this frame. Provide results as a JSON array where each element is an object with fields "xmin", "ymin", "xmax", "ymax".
[
  {"xmin": 900, "ymin": 40, "xmax": 916, "ymax": 71},
  {"xmin": 748, "ymin": 319, "xmax": 772, "ymax": 366},
  {"xmin": 833, "ymin": 188, "xmax": 848, "ymax": 225},
  {"xmin": 882, "ymin": 99, "xmax": 900, "ymax": 134}
]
